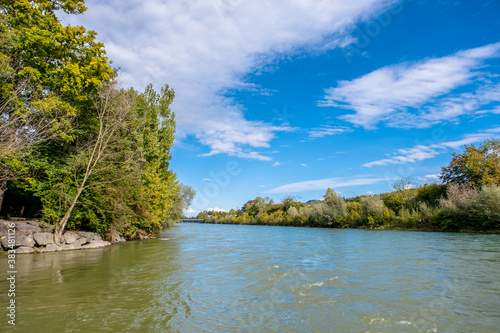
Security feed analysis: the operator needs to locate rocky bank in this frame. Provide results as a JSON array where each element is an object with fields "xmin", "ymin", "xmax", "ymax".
[{"xmin": 0, "ymin": 219, "xmax": 126, "ymax": 254}]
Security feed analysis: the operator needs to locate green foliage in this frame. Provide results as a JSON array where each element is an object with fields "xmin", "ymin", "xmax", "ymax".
[
  {"xmin": 441, "ymin": 139, "xmax": 500, "ymax": 186},
  {"xmin": 412, "ymin": 183, "xmax": 446, "ymax": 207},
  {"xmin": 321, "ymin": 188, "xmax": 347, "ymax": 225},
  {"xmin": 0, "ymin": 1, "xmax": 194, "ymax": 240},
  {"xmin": 360, "ymin": 195, "xmax": 383, "ymax": 217},
  {"xmin": 197, "ymin": 182, "xmax": 500, "ymax": 233}
]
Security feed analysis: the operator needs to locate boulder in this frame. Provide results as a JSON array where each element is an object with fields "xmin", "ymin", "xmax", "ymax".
[
  {"xmin": 64, "ymin": 231, "xmax": 79, "ymax": 244},
  {"xmin": 72, "ymin": 237, "xmax": 87, "ymax": 247},
  {"xmin": 1, "ymin": 236, "xmax": 10, "ymax": 250},
  {"xmin": 111, "ymin": 234, "xmax": 126, "ymax": 244},
  {"xmin": 45, "ymin": 243, "xmax": 62, "ymax": 252},
  {"xmin": 33, "ymin": 232, "xmax": 54, "ymax": 246},
  {"xmin": 15, "ymin": 231, "xmax": 35, "ymax": 248},
  {"xmin": 27, "ymin": 220, "xmax": 42, "ymax": 228},
  {"xmin": 0, "ymin": 221, "xmax": 9, "ymax": 234},
  {"xmin": 60, "ymin": 244, "xmax": 76, "ymax": 251},
  {"xmin": 81, "ymin": 240, "xmax": 111, "ymax": 249},
  {"xmin": 77, "ymin": 232, "xmax": 103, "ymax": 242},
  {"xmin": 16, "ymin": 246, "xmax": 34, "ymax": 254},
  {"xmin": 15, "ymin": 222, "xmax": 42, "ymax": 232}
]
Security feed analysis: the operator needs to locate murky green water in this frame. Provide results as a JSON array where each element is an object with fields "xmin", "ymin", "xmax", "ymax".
[{"xmin": 1, "ymin": 223, "xmax": 500, "ymax": 332}]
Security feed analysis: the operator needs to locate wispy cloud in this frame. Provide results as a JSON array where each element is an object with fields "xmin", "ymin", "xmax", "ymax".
[
  {"xmin": 363, "ymin": 128, "xmax": 500, "ymax": 167},
  {"xmin": 319, "ymin": 42, "xmax": 500, "ymax": 128},
  {"xmin": 273, "ymin": 162, "xmax": 281, "ymax": 167},
  {"xmin": 63, "ymin": 0, "xmax": 401, "ymax": 160},
  {"xmin": 307, "ymin": 125, "xmax": 352, "ymax": 138},
  {"xmin": 266, "ymin": 176, "xmax": 394, "ymax": 193}
]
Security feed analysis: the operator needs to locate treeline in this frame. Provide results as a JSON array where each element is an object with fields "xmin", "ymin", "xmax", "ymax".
[
  {"xmin": 197, "ymin": 140, "xmax": 500, "ymax": 232},
  {"xmin": 0, "ymin": 1, "xmax": 194, "ymax": 241}
]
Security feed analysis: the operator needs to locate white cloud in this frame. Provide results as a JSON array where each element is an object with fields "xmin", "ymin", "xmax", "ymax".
[
  {"xmin": 308, "ymin": 125, "xmax": 352, "ymax": 138},
  {"xmin": 416, "ymin": 174, "xmax": 442, "ymax": 183},
  {"xmin": 319, "ymin": 42, "xmax": 500, "ymax": 128},
  {"xmin": 62, "ymin": 0, "xmax": 401, "ymax": 160},
  {"xmin": 206, "ymin": 207, "xmax": 227, "ymax": 213},
  {"xmin": 273, "ymin": 162, "xmax": 281, "ymax": 167},
  {"xmin": 363, "ymin": 128, "xmax": 500, "ymax": 167},
  {"xmin": 301, "ymin": 163, "xmax": 308, "ymax": 167},
  {"xmin": 202, "ymin": 178, "xmax": 214, "ymax": 182},
  {"xmin": 266, "ymin": 176, "xmax": 394, "ymax": 193}
]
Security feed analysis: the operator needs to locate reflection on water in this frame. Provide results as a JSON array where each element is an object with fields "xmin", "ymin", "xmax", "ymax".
[{"xmin": 1, "ymin": 224, "xmax": 500, "ymax": 332}]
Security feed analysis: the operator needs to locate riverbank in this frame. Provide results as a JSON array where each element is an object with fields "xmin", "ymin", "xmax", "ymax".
[{"xmin": 0, "ymin": 219, "xmax": 126, "ymax": 254}]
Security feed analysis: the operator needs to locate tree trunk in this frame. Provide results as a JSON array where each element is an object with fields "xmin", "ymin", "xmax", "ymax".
[{"xmin": 54, "ymin": 187, "xmax": 84, "ymax": 244}]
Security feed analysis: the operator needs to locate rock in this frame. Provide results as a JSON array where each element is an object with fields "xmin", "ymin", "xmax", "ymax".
[
  {"xmin": 73, "ymin": 237, "xmax": 87, "ymax": 246},
  {"xmin": 64, "ymin": 231, "xmax": 79, "ymax": 244},
  {"xmin": 15, "ymin": 222, "xmax": 42, "ymax": 232},
  {"xmin": 27, "ymin": 220, "xmax": 42, "ymax": 228},
  {"xmin": 81, "ymin": 240, "xmax": 111, "ymax": 249},
  {"xmin": 60, "ymin": 244, "xmax": 76, "ymax": 251},
  {"xmin": 16, "ymin": 246, "xmax": 34, "ymax": 254},
  {"xmin": 76, "ymin": 231, "xmax": 103, "ymax": 244},
  {"xmin": 1, "ymin": 236, "xmax": 10, "ymax": 250},
  {"xmin": 0, "ymin": 221, "xmax": 9, "ymax": 234},
  {"xmin": 45, "ymin": 243, "xmax": 62, "ymax": 252},
  {"xmin": 111, "ymin": 234, "xmax": 126, "ymax": 244},
  {"xmin": 14, "ymin": 231, "xmax": 35, "ymax": 248},
  {"xmin": 33, "ymin": 232, "xmax": 54, "ymax": 246}
]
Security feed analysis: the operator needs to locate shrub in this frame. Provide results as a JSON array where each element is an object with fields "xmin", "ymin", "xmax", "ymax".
[
  {"xmin": 360, "ymin": 195, "xmax": 384, "ymax": 217},
  {"xmin": 287, "ymin": 206, "xmax": 299, "ymax": 218},
  {"xmin": 472, "ymin": 185, "xmax": 500, "ymax": 229}
]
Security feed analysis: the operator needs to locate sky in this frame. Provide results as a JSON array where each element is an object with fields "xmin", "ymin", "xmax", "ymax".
[{"xmin": 62, "ymin": 0, "xmax": 500, "ymax": 215}]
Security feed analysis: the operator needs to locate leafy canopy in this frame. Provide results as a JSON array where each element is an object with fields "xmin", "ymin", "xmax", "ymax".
[{"xmin": 441, "ymin": 139, "xmax": 500, "ymax": 186}]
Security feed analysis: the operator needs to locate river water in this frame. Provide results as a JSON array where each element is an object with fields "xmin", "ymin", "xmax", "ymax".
[{"xmin": 1, "ymin": 223, "xmax": 500, "ymax": 332}]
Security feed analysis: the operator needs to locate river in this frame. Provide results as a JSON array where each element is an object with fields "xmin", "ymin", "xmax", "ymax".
[{"xmin": 1, "ymin": 223, "xmax": 500, "ymax": 332}]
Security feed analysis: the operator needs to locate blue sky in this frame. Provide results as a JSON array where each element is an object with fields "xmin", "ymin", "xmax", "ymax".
[{"xmin": 64, "ymin": 0, "xmax": 500, "ymax": 215}]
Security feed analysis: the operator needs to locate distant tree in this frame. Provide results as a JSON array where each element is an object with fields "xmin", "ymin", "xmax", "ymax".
[
  {"xmin": 382, "ymin": 177, "xmax": 414, "ymax": 213},
  {"xmin": 165, "ymin": 184, "xmax": 196, "ymax": 227},
  {"xmin": 321, "ymin": 188, "xmax": 347, "ymax": 225},
  {"xmin": 247, "ymin": 197, "xmax": 266, "ymax": 217},
  {"xmin": 441, "ymin": 139, "xmax": 500, "ymax": 186},
  {"xmin": 287, "ymin": 206, "xmax": 298, "ymax": 218},
  {"xmin": 360, "ymin": 195, "xmax": 383, "ymax": 217},
  {"xmin": 412, "ymin": 183, "xmax": 447, "ymax": 207}
]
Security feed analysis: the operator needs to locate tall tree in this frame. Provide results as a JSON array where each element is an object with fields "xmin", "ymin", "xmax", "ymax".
[
  {"xmin": 441, "ymin": 139, "xmax": 500, "ymax": 186},
  {"xmin": 321, "ymin": 188, "xmax": 347, "ymax": 225},
  {"xmin": 0, "ymin": 0, "xmax": 113, "ymax": 212},
  {"xmin": 132, "ymin": 84, "xmax": 179, "ymax": 234},
  {"xmin": 51, "ymin": 83, "xmax": 136, "ymax": 243}
]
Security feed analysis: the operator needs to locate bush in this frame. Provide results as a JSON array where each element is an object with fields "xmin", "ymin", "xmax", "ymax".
[
  {"xmin": 440, "ymin": 183, "xmax": 479, "ymax": 215},
  {"xmin": 472, "ymin": 185, "xmax": 500, "ymax": 229},
  {"xmin": 360, "ymin": 195, "xmax": 384, "ymax": 217},
  {"xmin": 322, "ymin": 189, "xmax": 348, "ymax": 225},
  {"xmin": 287, "ymin": 206, "xmax": 299, "ymax": 218}
]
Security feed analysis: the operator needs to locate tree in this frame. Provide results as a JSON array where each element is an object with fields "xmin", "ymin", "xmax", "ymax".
[
  {"xmin": 37, "ymin": 82, "xmax": 136, "ymax": 243},
  {"xmin": 132, "ymin": 84, "xmax": 178, "ymax": 234},
  {"xmin": 321, "ymin": 188, "xmax": 347, "ymax": 225},
  {"xmin": 441, "ymin": 139, "xmax": 500, "ymax": 186},
  {"xmin": 165, "ymin": 184, "xmax": 196, "ymax": 227},
  {"xmin": 0, "ymin": 0, "xmax": 113, "ymax": 213}
]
